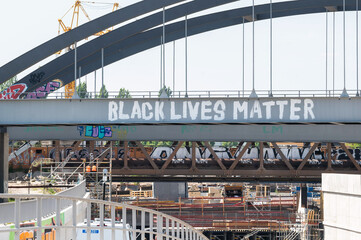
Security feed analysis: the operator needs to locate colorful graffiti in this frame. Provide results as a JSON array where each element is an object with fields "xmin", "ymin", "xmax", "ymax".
[
  {"xmin": 77, "ymin": 126, "xmax": 112, "ymax": 139},
  {"xmin": 25, "ymin": 80, "xmax": 63, "ymax": 99},
  {"xmin": 0, "ymin": 83, "xmax": 27, "ymax": 100},
  {"xmin": 77, "ymin": 125, "xmax": 136, "ymax": 140}
]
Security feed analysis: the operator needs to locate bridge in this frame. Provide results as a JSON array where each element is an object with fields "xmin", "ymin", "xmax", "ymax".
[{"xmin": 2, "ymin": 0, "xmax": 361, "ymax": 188}]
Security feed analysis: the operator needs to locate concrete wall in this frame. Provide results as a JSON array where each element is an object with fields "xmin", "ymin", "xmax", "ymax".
[
  {"xmin": 322, "ymin": 173, "xmax": 361, "ymax": 240},
  {"xmin": 153, "ymin": 182, "xmax": 188, "ymax": 201}
]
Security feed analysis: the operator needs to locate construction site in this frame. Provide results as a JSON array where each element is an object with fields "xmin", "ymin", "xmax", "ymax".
[{"xmin": 7, "ymin": 140, "xmax": 326, "ymax": 239}]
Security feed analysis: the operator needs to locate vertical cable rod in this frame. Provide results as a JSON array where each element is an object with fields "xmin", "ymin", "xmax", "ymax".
[
  {"xmin": 326, "ymin": 9, "xmax": 329, "ymax": 96},
  {"xmin": 270, "ymin": 0, "xmax": 273, "ymax": 97},
  {"xmin": 343, "ymin": 0, "xmax": 347, "ymax": 92},
  {"xmin": 163, "ymin": 6, "xmax": 166, "ymax": 88},
  {"xmin": 333, "ymin": 11, "xmax": 336, "ymax": 96},
  {"xmin": 94, "ymin": 71, "xmax": 96, "ymax": 98},
  {"xmin": 74, "ymin": 42, "xmax": 77, "ymax": 90},
  {"xmin": 357, "ymin": 0, "xmax": 359, "ymax": 96},
  {"xmin": 242, "ymin": 17, "xmax": 245, "ymax": 97},
  {"xmin": 252, "ymin": 0, "xmax": 255, "ymax": 92},
  {"xmin": 173, "ymin": 41, "xmax": 176, "ymax": 95},
  {"xmin": 101, "ymin": 48, "xmax": 104, "ymax": 95},
  {"xmin": 185, "ymin": 15, "xmax": 188, "ymax": 97},
  {"xmin": 160, "ymin": 36, "xmax": 163, "ymax": 90}
]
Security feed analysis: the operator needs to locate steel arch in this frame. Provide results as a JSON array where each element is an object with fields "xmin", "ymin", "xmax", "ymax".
[{"xmin": 2, "ymin": 0, "xmax": 359, "ymax": 96}]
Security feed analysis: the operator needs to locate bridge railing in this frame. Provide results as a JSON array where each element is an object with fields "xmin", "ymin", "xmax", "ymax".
[
  {"xmin": 0, "ymin": 193, "xmax": 208, "ymax": 240},
  {"xmin": 22, "ymin": 89, "xmax": 361, "ymax": 100}
]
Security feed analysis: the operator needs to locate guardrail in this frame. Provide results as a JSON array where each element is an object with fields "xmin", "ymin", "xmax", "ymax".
[
  {"xmin": 0, "ymin": 193, "xmax": 209, "ymax": 240},
  {"xmin": 20, "ymin": 89, "xmax": 361, "ymax": 100},
  {"xmin": 0, "ymin": 180, "xmax": 86, "ymax": 224}
]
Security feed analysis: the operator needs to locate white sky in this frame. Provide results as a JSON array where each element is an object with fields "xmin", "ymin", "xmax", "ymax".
[{"xmin": 0, "ymin": 0, "xmax": 360, "ymax": 95}]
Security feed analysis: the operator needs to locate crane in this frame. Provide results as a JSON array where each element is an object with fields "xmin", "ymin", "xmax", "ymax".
[
  {"xmin": 58, "ymin": 1, "xmax": 119, "ymax": 37},
  {"xmin": 57, "ymin": 1, "xmax": 119, "ymax": 98}
]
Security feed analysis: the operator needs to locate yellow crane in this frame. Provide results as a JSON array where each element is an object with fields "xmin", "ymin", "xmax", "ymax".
[{"xmin": 58, "ymin": 1, "xmax": 119, "ymax": 98}]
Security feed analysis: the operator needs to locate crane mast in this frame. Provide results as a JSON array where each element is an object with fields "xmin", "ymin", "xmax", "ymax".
[{"xmin": 57, "ymin": 1, "xmax": 119, "ymax": 98}]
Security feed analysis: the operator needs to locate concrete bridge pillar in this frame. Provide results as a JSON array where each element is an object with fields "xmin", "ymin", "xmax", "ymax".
[{"xmin": 0, "ymin": 128, "xmax": 8, "ymax": 197}]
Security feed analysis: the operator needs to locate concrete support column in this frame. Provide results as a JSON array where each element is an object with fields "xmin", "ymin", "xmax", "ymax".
[{"xmin": 0, "ymin": 128, "xmax": 9, "ymax": 196}]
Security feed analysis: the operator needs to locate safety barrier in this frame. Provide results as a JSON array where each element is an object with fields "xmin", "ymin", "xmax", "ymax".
[
  {"xmin": 0, "ymin": 193, "xmax": 209, "ymax": 240},
  {"xmin": 20, "ymin": 89, "xmax": 361, "ymax": 100}
]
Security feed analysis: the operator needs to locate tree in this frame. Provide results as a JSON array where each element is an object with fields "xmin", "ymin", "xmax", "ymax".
[
  {"xmin": 97, "ymin": 85, "xmax": 108, "ymax": 98},
  {"xmin": 158, "ymin": 86, "xmax": 172, "ymax": 97},
  {"xmin": 76, "ymin": 81, "xmax": 89, "ymax": 98},
  {"xmin": 117, "ymin": 88, "xmax": 131, "ymax": 98},
  {"xmin": 0, "ymin": 76, "xmax": 17, "ymax": 92}
]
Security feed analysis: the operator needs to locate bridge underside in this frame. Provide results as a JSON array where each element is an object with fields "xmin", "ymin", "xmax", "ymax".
[{"xmin": 22, "ymin": 140, "xmax": 361, "ymax": 182}]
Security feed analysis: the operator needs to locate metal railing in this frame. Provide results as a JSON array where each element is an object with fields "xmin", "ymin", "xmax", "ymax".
[
  {"xmin": 19, "ymin": 89, "xmax": 361, "ymax": 100},
  {"xmin": 0, "ymin": 193, "xmax": 208, "ymax": 240},
  {"xmin": 0, "ymin": 181, "xmax": 86, "ymax": 224}
]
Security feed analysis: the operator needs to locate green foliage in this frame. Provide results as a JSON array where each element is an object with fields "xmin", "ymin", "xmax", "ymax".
[
  {"xmin": 141, "ymin": 141, "xmax": 175, "ymax": 147},
  {"xmin": 117, "ymin": 88, "xmax": 131, "ymax": 98},
  {"xmin": 97, "ymin": 85, "xmax": 109, "ymax": 98},
  {"xmin": 158, "ymin": 86, "xmax": 172, "ymax": 97},
  {"xmin": 221, "ymin": 142, "xmax": 239, "ymax": 147},
  {"xmin": 346, "ymin": 143, "xmax": 361, "ymax": 149},
  {"xmin": 76, "ymin": 81, "xmax": 89, "ymax": 98},
  {"xmin": 47, "ymin": 188, "xmax": 57, "ymax": 195},
  {"xmin": 0, "ymin": 76, "xmax": 17, "ymax": 92}
]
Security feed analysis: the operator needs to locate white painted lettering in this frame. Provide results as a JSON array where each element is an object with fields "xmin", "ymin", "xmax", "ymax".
[
  {"xmin": 155, "ymin": 101, "xmax": 165, "ymax": 121},
  {"xmin": 182, "ymin": 101, "xmax": 188, "ymax": 118},
  {"xmin": 290, "ymin": 99, "xmax": 301, "ymax": 120},
  {"xmin": 214, "ymin": 100, "xmax": 226, "ymax": 120},
  {"xmin": 170, "ymin": 101, "xmax": 182, "ymax": 120},
  {"xmin": 118, "ymin": 101, "xmax": 130, "ymax": 120},
  {"xmin": 130, "ymin": 101, "xmax": 142, "ymax": 119},
  {"xmin": 142, "ymin": 102, "xmax": 153, "ymax": 120},
  {"xmin": 108, "ymin": 101, "xmax": 118, "ymax": 121},
  {"xmin": 188, "ymin": 101, "xmax": 200, "ymax": 120},
  {"xmin": 201, "ymin": 101, "xmax": 212, "ymax": 120},
  {"xmin": 276, "ymin": 101, "xmax": 288, "ymax": 119},
  {"xmin": 233, "ymin": 101, "xmax": 248, "ymax": 120},
  {"xmin": 250, "ymin": 100, "xmax": 262, "ymax": 119},
  {"xmin": 262, "ymin": 101, "xmax": 275, "ymax": 119},
  {"xmin": 304, "ymin": 99, "xmax": 315, "ymax": 120}
]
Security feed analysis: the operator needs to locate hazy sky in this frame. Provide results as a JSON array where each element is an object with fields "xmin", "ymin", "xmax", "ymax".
[{"xmin": 0, "ymin": 0, "xmax": 360, "ymax": 95}]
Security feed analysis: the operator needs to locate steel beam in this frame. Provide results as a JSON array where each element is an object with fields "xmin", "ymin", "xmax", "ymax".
[
  {"xmin": 0, "ymin": 128, "xmax": 8, "ymax": 199},
  {"xmin": 0, "ymin": 0, "xmax": 187, "ymax": 84},
  {"xmin": 9, "ymin": 0, "xmax": 358, "ymax": 94},
  {"xmin": 203, "ymin": 142, "xmax": 227, "ymax": 170},
  {"xmin": 135, "ymin": 141, "xmax": 159, "ymax": 170},
  {"xmin": 297, "ymin": 142, "xmax": 320, "ymax": 171},
  {"xmin": 161, "ymin": 141, "xmax": 184, "ymax": 170},
  {"xmin": 229, "ymin": 142, "xmax": 252, "ymax": 170},
  {"xmin": 271, "ymin": 142, "xmax": 294, "ymax": 171},
  {"xmin": 339, "ymin": 142, "xmax": 361, "ymax": 170}
]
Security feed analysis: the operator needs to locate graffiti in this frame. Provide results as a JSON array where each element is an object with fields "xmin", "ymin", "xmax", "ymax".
[
  {"xmin": 8, "ymin": 145, "xmax": 361, "ymax": 172},
  {"xmin": 0, "ymin": 83, "xmax": 27, "ymax": 100},
  {"xmin": 29, "ymin": 71, "xmax": 45, "ymax": 85},
  {"xmin": 77, "ymin": 126, "xmax": 112, "ymax": 139},
  {"xmin": 77, "ymin": 125, "xmax": 136, "ymax": 139},
  {"xmin": 262, "ymin": 126, "xmax": 283, "ymax": 134},
  {"xmin": 25, "ymin": 80, "xmax": 63, "ymax": 99},
  {"xmin": 109, "ymin": 99, "xmax": 316, "ymax": 122}
]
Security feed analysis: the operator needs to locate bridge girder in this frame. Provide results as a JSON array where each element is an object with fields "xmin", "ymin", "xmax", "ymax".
[{"xmin": 34, "ymin": 140, "xmax": 361, "ymax": 182}]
